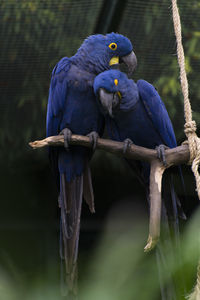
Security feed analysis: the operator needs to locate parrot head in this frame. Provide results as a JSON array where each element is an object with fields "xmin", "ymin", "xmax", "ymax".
[
  {"xmin": 94, "ymin": 69, "xmax": 139, "ymax": 117},
  {"xmin": 74, "ymin": 32, "xmax": 137, "ymax": 75}
]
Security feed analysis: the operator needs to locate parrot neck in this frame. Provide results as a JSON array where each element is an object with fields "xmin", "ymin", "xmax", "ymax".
[
  {"xmin": 72, "ymin": 49, "xmax": 110, "ymax": 75},
  {"xmin": 118, "ymin": 79, "xmax": 139, "ymax": 111}
]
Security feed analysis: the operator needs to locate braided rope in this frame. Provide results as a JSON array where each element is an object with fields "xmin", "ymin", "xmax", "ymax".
[
  {"xmin": 171, "ymin": 1, "xmax": 200, "ymax": 299},
  {"xmin": 172, "ymin": 0, "xmax": 200, "ymax": 200}
]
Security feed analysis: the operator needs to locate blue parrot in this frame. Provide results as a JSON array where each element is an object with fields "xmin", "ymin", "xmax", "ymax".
[
  {"xmin": 93, "ymin": 69, "xmax": 185, "ymax": 237},
  {"xmin": 94, "ymin": 69, "xmax": 186, "ymax": 299},
  {"xmin": 46, "ymin": 33, "xmax": 137, "ymax": 294}
]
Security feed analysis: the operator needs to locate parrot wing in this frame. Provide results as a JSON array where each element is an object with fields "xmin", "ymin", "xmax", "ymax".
[
  {"xmin": 137, "ymin": 79, "xmax": 186, "ymax": 232},
  {"xmin": 46, "ymin": 57, "xmax": 71, "ymax": 187},
  {"xmin": 137, "ymin": 80, "xmax": 186, "ymax": 297},
  {"xmin": 47, "ymin": 57, "xmax": 96, "ymax": 296},
  {"xmin": 46, "ymin": 57, "xmax": 71, "ymax": 137},
  {"xmin": 137, "ymin": 79, "xmax": 177, "ymax": 148}
]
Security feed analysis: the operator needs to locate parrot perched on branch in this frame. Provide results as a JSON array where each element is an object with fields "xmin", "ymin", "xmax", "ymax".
[
  {"xmin": 93, "ymin": 69, "xmax": 185, "ymax": 238},
  {"xmin": 94, "ymin": 69, "xmax": 186, "ymax": 299},
  {"xmin": 46, "ymin": 33, "xmax": 137, "ymax": 295}
]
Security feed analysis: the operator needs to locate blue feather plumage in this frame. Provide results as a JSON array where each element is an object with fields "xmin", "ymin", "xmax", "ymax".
[
  {"xmin": 94, "ymin": 69, "xmax": 186, "ymax": 299},
  {"xmin": 46, "ymin": 34, "xmax": 134, "ymax": 295},
  {"xmin": 94, "ymin": 69, "xmax": 176, "ymax": 150},
  {"xmin": 94, "ymin": 69, "xmax": 185, "ymax": 223}
]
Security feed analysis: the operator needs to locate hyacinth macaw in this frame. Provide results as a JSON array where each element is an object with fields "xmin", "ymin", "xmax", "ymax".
[
  {"xmin": 93, "ymin": 69, "xmax": 185, "ymax": 237},
  {"xmin": 46, "ymin": 33, "xmax": 137, "ymax": 295},
  {"xmin": 94, "ymin": 69, "xmax": 186, "ymax": 299}
]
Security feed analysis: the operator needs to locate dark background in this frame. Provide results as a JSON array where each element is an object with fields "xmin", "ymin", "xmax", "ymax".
[{"xmin": 0, "ymin": 0, "xmax": 200, "ymax": 298}]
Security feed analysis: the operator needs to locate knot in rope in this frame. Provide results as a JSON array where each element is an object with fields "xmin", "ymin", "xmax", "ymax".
[
  {"xmin": 184, "ymin": 121, "xmax": 197, "ymax": 164},
  {"xmin": 191, "ymin": 137, "xmax": 200, "ymax": 199},
  {"xmin": 184, "ymin": 121, "xmax": 197, "ymax": 136}
]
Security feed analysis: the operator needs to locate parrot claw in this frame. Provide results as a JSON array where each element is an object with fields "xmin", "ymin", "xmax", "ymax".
[
  {"xmin": 87, "ymin": 131, "xmax": 99, "ymax": 151},
  {"xmin": 59, "ymin": 128, "xmax": 72, "ymax": 150},
  {"xmin": 156, "ymin": 144, "xmax": 169, "ymax": 166},
  {"xmin": 123, "ymin": 138, "xmax": 133, "ymax": 154}
]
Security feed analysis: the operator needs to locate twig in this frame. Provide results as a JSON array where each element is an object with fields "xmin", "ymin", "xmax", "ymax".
[{"xmin": 29, "ymin": 135, "xmax": 190, "ymax": 251}]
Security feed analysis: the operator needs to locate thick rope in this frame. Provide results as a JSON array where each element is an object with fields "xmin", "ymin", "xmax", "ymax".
[
  {"xmin": 171, "ymin": 0, "xmax": 200, "ymax": 200},
  {"xmin": 171, "ymin": 1, "xmax": 200, "ymax": 299}
]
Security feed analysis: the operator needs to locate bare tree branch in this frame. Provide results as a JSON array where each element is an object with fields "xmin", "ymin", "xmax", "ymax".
[
  {"xmin": 29, "ymin": 135, "xmax": 190, "ymax": 251},
  {"xmin": 29, "ymin": 134, "xmax": 190, "ymax": 164}
]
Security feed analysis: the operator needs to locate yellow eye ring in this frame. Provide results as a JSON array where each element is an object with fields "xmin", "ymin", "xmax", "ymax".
[{"xmin": 109, "ymin": 42, "xmax": 117, "ymax": 50}]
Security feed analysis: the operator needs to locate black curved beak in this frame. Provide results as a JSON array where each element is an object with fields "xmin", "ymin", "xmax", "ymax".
[
  {"xmin": 121, "ymin": 51, "xmax": 137, "ymax": 76},
  {"xmin": 99, "ymin": 88, "xmax": 120, "ymax": 117}
]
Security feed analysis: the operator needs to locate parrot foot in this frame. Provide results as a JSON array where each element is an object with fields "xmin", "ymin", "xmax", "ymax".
[
  {"xmin": 156, "ymin": 144, "xmax": 169, "ymax": 166},
  {"xmin": 123, "ymin": 138, "xmax": 133, "ymax": 154},
  {"xmin": 59, "ymin": 128, "xmax": 72, "ymax": 150},
  {"xmin": 87, "ymin": 131, "xmax": 99, "ymax": 151}
]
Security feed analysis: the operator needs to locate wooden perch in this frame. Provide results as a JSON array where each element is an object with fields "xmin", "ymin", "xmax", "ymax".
[{"xmin": 29, "ymin": 135, "xmax": 190, "ymax": 251}]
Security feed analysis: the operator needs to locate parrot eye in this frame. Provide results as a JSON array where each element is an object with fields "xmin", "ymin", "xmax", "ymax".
[{"xmin": 109, "ymin": 42, "xmax": 117, "ymax": 50}]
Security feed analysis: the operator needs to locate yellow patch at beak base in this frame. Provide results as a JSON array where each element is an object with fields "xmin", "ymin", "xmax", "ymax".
[
  {"xmin": 114, "ymin": 79, "xmax": 118, "ymax": 86},
  {"xmin": 109, "ymin": 56, "xmax": 119, "ymax": 66},
  {"xmin": 117, "ymin": 91, "xmax": 122, "ymax": 99}
]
